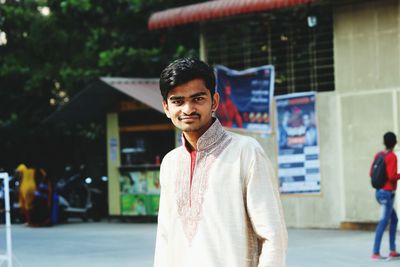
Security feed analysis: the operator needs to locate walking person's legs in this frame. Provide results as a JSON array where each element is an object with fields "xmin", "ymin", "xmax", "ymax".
[
  {"xmin": 372, "ymin": 190, "xmax": 394, "ymax": 259},
  {"xmin": 389, "ymin": 207, "xmax": 397, "ymax": 252},
  {"xmin": 388, "ymin": 205, "xmax": 400, "ymax": 259}
]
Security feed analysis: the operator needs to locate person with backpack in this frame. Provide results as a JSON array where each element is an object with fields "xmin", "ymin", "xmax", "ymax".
[{"xmin": 370, "ymin": 132, "xmax": 400, "ymax": 260}]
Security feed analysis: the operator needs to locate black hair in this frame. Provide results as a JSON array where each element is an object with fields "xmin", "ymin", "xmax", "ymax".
[
  {"xmin": 159, "ymin": 58, "xmax": 216, "ymax": 101},
  {"xmin": 384, "ymin": 131, "xmax": 397, "ymax": 149}
]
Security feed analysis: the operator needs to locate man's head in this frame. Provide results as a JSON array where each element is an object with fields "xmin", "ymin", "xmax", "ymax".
[
  {"xmin": 15, "ymin": 163, "xmax": 27, "ymax": 179},
  {"xmin": 159, "ymin": 58, "xmax": 216, "ymax": 101},
  {"xmin": 224, "ymin": 83, "xmax": 232, "ymax": 96},
  {"xmin": 160, "ymin": 58, "xmax": 219, "ymax": 136},
  {"xmin": 384, "ymin": 131, "xmax": 397, "ymax": 149},
  {"xmin": 302, "ymin": 113, "xmax": 311, "ymax": 128}
]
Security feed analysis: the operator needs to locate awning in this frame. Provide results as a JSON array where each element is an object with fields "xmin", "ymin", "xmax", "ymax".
[
  {"xmin": 100, "ymin": 77, "xmax": 163, "ymax": 113},
  {"xmin": 148, "ymin": 0, "xmax": 318, "ymax": 30},
  {"xmin": 43, "ymin": 77, "xmax": 163, "ymax": 125}
]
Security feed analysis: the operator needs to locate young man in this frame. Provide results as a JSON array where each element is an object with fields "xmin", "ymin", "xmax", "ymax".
[
  {"xmin": 371, "ymin": 132, "xmax": 400, "ymax": 260},
  {"xmin": 154, "ymin": 58, "xmax": 287, "ymax": 267}
]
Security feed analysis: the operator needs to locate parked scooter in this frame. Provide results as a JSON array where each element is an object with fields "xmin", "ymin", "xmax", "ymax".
[{"xmin": 55, "ymin": 165, "xmax": 107, "ymax": 223}]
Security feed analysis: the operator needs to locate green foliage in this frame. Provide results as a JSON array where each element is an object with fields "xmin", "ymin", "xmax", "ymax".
[
  {"xmin": 0, "ymin": 0, "xmax": 200, "ymax": 124},
  {"xmin": 60, "ymin": 0, "xmax": 91, "ymax": 13},
  {"xmin": 0, "ymin": 0, "xmax": 202, "ymax": 171},
  {"xmin": 98, "ymin": 47, "xmax": 161, "ymax": 76}
]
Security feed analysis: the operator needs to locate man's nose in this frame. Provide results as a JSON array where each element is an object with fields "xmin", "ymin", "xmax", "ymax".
[{"xmin": 182, "ymin": 101, "xmax": 196, "ymax": 115}]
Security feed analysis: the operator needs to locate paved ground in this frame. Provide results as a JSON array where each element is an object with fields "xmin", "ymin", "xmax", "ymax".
[{"xmin": 0, "ymin": 221, "xmax": 398, "ymax": 267}]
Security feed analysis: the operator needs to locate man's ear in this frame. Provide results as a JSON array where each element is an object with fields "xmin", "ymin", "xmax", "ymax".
[
  {"xmin": 212, "ymin": 92, "xmax": 220, "ymax": 112},
  {"xmin": 162, "ymin": 100, "xmax": 171, "ymax": 118}
]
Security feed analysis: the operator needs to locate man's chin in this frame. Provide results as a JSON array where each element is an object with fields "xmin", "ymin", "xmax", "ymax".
[{"xmin": 181, "ymin": 126, "xmax": 199, "ymax": 133}]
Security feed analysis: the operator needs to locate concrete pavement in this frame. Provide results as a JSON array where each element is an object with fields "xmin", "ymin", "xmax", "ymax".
[{"xmin": 0, "ymin": 221, "xmax": 398, "ymax": 267}]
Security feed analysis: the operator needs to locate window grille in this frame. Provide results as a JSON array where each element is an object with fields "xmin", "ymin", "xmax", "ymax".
[{"xmin": 203, "ymin": 4, "xmax": 334, "ymax": 95}]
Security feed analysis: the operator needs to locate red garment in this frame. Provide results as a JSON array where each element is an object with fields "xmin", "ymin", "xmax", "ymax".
[
  {"xmin": 182, "ymin": 135, "xmax": 197, "ymax": 186},
  {"xmin": 182, "ymin": 134, "xmax": 198, "ymax": 207},
  {"xmin": 189, "ymin": 150, "xmax": 197, "ymax": 188},
  {"xmin": 370, "ymin": 150, "xmax": 400, "ymax": 191}
]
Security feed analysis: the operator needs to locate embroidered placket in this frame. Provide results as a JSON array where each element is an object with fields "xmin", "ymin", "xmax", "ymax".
[{"xmin": 175, "ymin": 119, "xmax": 233, "ymax": 243}]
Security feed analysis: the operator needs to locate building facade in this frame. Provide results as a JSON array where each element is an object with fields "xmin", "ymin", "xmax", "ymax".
[{"xmin": 149, "ymin": 0, "xmax": 400, "ymax": 228}]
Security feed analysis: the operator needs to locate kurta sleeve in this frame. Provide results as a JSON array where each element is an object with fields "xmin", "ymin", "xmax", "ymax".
[
  {"xmin": 154, "ymin": 161, "xmax": 169, "ymax": 267},
  {"xmin": 246, "ymin": 146, "xmax": 288, "ymax": 267}
]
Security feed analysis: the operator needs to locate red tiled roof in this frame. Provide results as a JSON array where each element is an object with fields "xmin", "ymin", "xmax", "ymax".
[{"xmin": 148, "ymin": 0, "xmax": 318, "ymax": 30}]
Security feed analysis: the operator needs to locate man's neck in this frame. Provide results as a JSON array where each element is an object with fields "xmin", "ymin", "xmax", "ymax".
[
  {"xmin": 183, "ymin": 119, "xmax": 215, "ymax": 151},
  {"xmin": 183, "ymin": 133, "xmax": 200, "ymax": 152}
]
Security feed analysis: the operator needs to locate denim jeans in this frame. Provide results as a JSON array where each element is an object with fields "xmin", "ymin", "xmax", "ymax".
[{"xmin": 373, "ymin": 189, "xmax": 398, "ymax": 254}]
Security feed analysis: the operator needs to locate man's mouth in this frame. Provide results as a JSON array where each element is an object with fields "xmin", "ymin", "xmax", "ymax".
[{"xmin": 179, "ymin": 114, "xmax": 200, "ymax": 121}]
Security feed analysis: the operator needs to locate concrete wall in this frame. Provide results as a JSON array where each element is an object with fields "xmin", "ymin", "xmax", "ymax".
[
  {"xmin": 273, "ymin": 0, "xmax": 400, "ymax": 228},
  {"xmin": 228, "ymin": 93, "xmax": 343, "ymax": 228},
  {"xmin": 334, "ymin": 0, "xmax": 400, "ymax": 223},
  {"xmin": 334, "ymin": 0, "xmax": 400, "ymax": 94},
  {"xmin": 338, "ymin": 91, "xmax": 398, "ymax": 223},
  {"xmin": 280, "ymin": 92, "xmax": 343, "ymax": 228},
  {"xmin": 197, "ymin": 0, "xmax": 400, "ymax": 228}
]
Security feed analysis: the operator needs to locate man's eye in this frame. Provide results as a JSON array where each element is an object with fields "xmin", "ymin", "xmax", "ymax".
[
  {"xmin": 194, "ymin": 97, "xmax": 204, "ymax": 102},
  {"xmin": 171, "ymin": 100, "xmax": 183, "ymax": 105}
]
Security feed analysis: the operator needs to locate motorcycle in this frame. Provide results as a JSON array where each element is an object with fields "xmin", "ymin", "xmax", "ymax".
[{"xmin": 55, "ymin": 165, "xmax": 107, "ymax": 223}]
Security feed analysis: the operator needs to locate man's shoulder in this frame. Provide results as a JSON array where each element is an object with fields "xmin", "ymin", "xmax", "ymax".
[
  {"xmin": 162, "ymin": 146, "xmax": 183, "ymax": 163},
  {"xmin": 225, "ymin": 131, "xmax": 263, "ymax": 151},
  {"xmin": 386, "ymin": 151, "xmax": 398, "ymax": 160}
]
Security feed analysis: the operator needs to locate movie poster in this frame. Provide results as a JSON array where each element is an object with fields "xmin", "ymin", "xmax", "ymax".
[
  {"xmin": 215, "ymin": 65, "xmax": 275, "ymax": 133},
  {"xmin": 275, "ymin": 92, "xmax": 320, "ymax": 194}
]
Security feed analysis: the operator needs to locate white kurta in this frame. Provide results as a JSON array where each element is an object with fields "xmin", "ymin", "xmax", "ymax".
[{"xmin": 154, "ymin": 119, "xmax": 287, "ymax": 267}]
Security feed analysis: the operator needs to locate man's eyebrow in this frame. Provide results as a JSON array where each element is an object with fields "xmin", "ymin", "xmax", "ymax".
[
  {"xmin": 168, "ymin": 92, "xmax": 207, "ymax": 101},
  {"xmin": 168, "ymin": 96, "xmax": 184, "ymax": 101},
  {"xmin": 189, "ymin": 92, "xmax": 207, "ymax": 98}
]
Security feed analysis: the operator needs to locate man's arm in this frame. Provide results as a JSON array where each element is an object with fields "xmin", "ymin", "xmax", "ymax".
[
  {"xmin": 154, "ymin": 163, "xmax": 169, "ymax": 267},
  {"xmin": 246, "ymin": 146, "xmax": 288, "ymax": 267},
  {"xmin": 386, "ymin": 153, "xmax": 400, "ymax": 180}
]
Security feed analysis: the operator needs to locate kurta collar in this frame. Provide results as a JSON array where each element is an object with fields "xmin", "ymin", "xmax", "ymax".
[{"xmin": 182, "ymin": 118, "xmax": 226, "ymax": 152}]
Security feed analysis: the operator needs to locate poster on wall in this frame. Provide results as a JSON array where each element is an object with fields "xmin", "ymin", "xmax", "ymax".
[
  {"xmin": 275, "ymin": 92, "xmax": 321, "ymax": 194},
  {"xmin": 120, "ymin": 194, "xmax": 160, "ymax": 216},
  {"xmin": 109, "ymin": 138, "xmax": 118, "ymax": 161},
  {"xmin": 121, "ymin": 194, "xmax": 147, "ymax": 215},
  {"xmin": 119, "ymin": 169, "xmax": 160, "ymax": 215},
  {"xmin": 214, "ymin": 65, "xmax": 275, "ymax": 133}
]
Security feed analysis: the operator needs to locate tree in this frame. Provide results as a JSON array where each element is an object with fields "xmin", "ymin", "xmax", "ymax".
[{"xmin": 0, "ymin": 0, "xmax": 202, "ymax": 174}]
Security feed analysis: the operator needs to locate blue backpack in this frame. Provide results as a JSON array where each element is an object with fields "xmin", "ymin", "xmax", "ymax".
[{"xmin": 370, "ymin": 152, "xmax": 387, "ymax": 189}]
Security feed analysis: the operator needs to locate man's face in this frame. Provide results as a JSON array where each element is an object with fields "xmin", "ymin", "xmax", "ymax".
[
  {"xmin": 224, "ymin": 84, "xmax": 232, "ymax": 96},
  {"xmin": 162, "ymin": 79, "xmax": 219, "ymax": 135},
  {"xmin": 302, "ymin": 114, "xmax": 311, "ymax": 127},
  {"xmin": 282, "ymin": 111, "xmax": 290, "ymax": 126}
]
